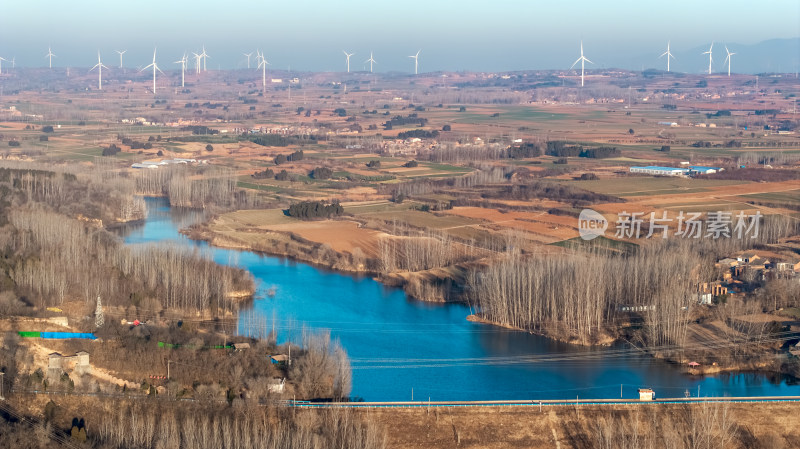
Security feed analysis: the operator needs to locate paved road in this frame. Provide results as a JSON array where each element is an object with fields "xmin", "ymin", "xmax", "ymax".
[
  {"xmin": 8, "ymin": 388, "xmax": 800, "ymax": 409},
  {"xmin": 287, "ymin": 396, "xmax": 800, "ymax": 408}
]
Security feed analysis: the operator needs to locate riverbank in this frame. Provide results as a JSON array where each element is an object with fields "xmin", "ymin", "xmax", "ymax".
[
  {"xmin": 650, "ymin": 348, "xmax": 795, "ymax": 378},
  {"xmin": 183, "ymin": 218, "xmax": 467, "ymax": 303},
  {"xmin": 467, "ymin": 314, "xmax": 618, "ymax": 347}
]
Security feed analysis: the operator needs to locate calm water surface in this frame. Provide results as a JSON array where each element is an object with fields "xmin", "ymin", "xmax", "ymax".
[{"xmin": 118, "ymin": 198, "xmax": 798, "ymax": 401}]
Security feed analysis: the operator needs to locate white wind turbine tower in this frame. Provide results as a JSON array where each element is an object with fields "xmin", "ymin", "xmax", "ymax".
[
  {"xmin": 89, "ymin": 51, "xmax": 109, "ymax": 90},
  {"xmin": 702, "ymin": 42, "xmax": 714, "ymax": 75},
  {"xmin": 243, "ymin": 52, "xmax": 253, "ymax": 69},
  {"xmin": 115, "ymin": 50, "xmax": 126, "ymax": 68},
  {"xmin": 343, "ymin": 50, "xmax": 354, "ymax": 73},
  {"xmin": 723, "ymin": 46, "xmax": 736, "ymax": 77},
  {"xmin": 141, "ymin": 48, "xmax": 164, "ymax": 94},
  {"xmin": 175, "ymin": 53, "xmax": 188, "ymax": 87},
  {"xmin": 409, "ymin": 49, "xmax": 421, "ymax": 75},
  {"xmin": 0, "ymin": 57, "xmax": 6, "ymax": 75},
  {"xmin": 365, "ymin": 51, "xmax": 377, "ymax": 73},
  {"xmin": 257, "ymin": 50, "xmax": 269, "ymax": 93},
  {"xmin": 200, "ymin": 46, "xmax": 210, "ymax": 71},
  {"xmin": 192, "ymin": 52, "xmax": 201, "ymax": 74},
  {"xmin": 570, "ymin": 41, "xmax": 593, "ymax": 87},
  {"xmin": 660, "ymin": 41, "xmax": 675, "ymax": 72},
  {"xmin": 45, "ymin": 47, "xmax": 56, "ymax": 68}
]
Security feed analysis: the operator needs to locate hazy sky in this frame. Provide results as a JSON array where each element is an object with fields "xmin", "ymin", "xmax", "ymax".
[{"xmin": 1, "ymin": 0, "xmax": 798, "ymax": 72}]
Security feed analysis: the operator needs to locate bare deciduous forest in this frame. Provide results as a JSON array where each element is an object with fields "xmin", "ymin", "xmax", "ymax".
[
  {"xmin": 135, "ymin": 165, "xmax": 265, "ymax": 210},
  {"xmin": 468, "ymin": 216, "xmax": 800, "ymax": 348},
  {"xmin": 0, "ymin": 162, "xmax": 254, "ymax": 315},
  {"xmin": 467, "ymin": 242, "xmax": 703, "ymax": 345},
  {"xmin": 0, "ymin": 399, "xmax": 385, "ymax": 449}
]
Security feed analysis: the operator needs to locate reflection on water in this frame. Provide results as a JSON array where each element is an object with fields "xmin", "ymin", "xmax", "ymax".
[{"xmin": 117, "ymin": 198, "xmax": 799, "ymax": 401}]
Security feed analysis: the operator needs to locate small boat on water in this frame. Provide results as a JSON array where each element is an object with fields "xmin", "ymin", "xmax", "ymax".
[{"xmin": 267, "ymin": 287, "xmax": 277, "ymax": 298}]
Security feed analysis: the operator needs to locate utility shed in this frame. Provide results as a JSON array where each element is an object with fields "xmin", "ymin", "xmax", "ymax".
[
  {"xmin": 638, "ymin": 388, "xmax": 655, "ymax": 401},
  {"xmin": 270, "ymin": 354, "xmax": 289, "ymax": 365}
]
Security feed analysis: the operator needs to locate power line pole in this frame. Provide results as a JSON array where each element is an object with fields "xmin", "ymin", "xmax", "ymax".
[{"xmin": 167, "ymin": 360, "xmax": 171, "ymax": 380}]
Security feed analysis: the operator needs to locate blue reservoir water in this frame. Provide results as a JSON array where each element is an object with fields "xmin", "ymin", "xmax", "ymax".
[{"xmin": 119, "ymin": 198, "xmax": 798, "ymax": 401}]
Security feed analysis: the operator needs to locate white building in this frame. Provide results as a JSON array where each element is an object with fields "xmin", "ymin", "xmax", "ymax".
[
  {"xmin": 638, "ymin": 388, "xmax": 655, "ymax": 401},
  {"xmin": 131, "ymin": 163, "xmax": 160, "ymax": 169},
  {"xmin": 629, "ymin": 166, "xmax": 688, "ymax": 176},
  {"xmin": 688, "ymin": 166, "xmax": 721, "ymax": 175}
]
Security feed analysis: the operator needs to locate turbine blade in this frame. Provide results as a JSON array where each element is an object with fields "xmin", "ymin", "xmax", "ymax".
[
  {"xmin": 584, "ymin": 57, "xmax": 594, "ymax": 65},
  {"xmin": 570, "ymin": 58, "xmax": 581, "ymax": 70}
]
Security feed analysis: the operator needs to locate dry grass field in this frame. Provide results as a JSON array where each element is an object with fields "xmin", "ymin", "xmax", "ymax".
[{"xmin": 366, "ymin": 402, "xmax": 800, "ymax": 449}]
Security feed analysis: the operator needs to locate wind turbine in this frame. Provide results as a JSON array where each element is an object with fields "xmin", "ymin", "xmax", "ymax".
[
  {"xmin": 243, "ymin": 52, "xmax": 253, "ymax": 69},
  {"xmin": 175, "ymin": 53, "xmax": 188, "ymax": 87},
  {"xmin": 408, "ymin": 49, "xmax": 421, "ymax": 75},
  {"xmin": 257, "ymin": 50, "xmax": 269, "ymax": 93},
  {"xmin": 192, "ymin": 52, "xmax": 201, "ymax": 74},
  {"xmin": 115, "ymin": 50, "xmax": 126, "ymax": 68},
  {"xmin": 702, "ymin": 43, "xmax": 714, "ymax": 75},
  {"xmin": 45, "ymin": 46, "xmax": 56, "ymax": 68},
  {"xmin": 89, "ymin": 51, "xmax": 109, "ymax": 90},
  {"xmin": 365, "ymin": 51, "xmax": 377, "ymax": 73},
  {"xmin": 200, "ymin": 46, "xmax": 209, "ymax": 71},
  {"xmin": 0, "ymin": 57, "xmax": 6, "ymax": 75},
  {"xmin": 10, "ymin": 57, "xmax": 14, "ymax": 69},
  {"xmin": 723, "ymin": 46, "xmax": 736, "ymax": 77},
  {"xmin": 659, "ymin": 41, "xmax": 675, "ymax": 72},
  {"xmin": 343, "ymin": 50, "xmax": 354, "ymax": 73},
  {"xmin": 141, "ymin": 48, "xmax": 164, "ymax": 94},
  {"xmin": 569, "ymin": 41, "xmax": 593, "ymax": 87}
]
